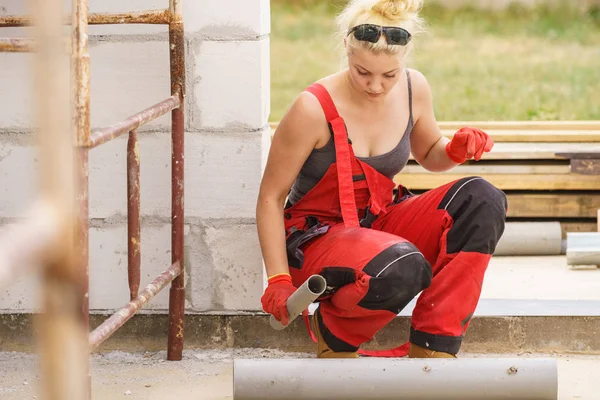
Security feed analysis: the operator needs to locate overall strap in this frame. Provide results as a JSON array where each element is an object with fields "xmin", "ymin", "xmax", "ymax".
[{"xmin": 305, "ymin": 83, "xmax": 359, "ymax": 228}]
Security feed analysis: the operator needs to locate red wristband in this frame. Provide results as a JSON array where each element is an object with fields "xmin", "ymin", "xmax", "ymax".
[{"xmin": 268, "ymin": 273, "xmax": 292, "ymax": 285}]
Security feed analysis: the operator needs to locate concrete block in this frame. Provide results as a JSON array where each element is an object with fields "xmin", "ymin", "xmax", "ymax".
[
  {"xmin": 0, "ymin": 139, "xmax": 37, "ymax": 218},
  {"xmin": 0, "ymin": 223, "xmax": 184, "ymax": 312},
  {"xmin": 0, "ymin": 40, "xmax": 171, "ymax": 132},
  {"xmin": 89, "ymin": 40, "xmax": 171, "ymax": 131},
  {"xmin": 86, "ymin": 130, "xmax": 263, "ymax": 220},
  {"xmin": 0, "ymin": 129, "xmax": 264, "ymax": 219},
  {"xmin": 0, "ymin": 53, "xmax": 35, "ymax": 130},
  {"xmin": 191, "ymin": 38, "xmax": 270, "ymax": 131},
  {"xmin": 184, "ymin": 0, "xmax": 270, "ymax": 39},
  {"xmin": 188, "ymin": 221, "xmax": 263, "ymax": 311}
]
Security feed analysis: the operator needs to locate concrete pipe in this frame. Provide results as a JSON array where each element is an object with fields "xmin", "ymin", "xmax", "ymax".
[
  {"xmin": 270, "ymin": 274, "xmax": 327, "ymax": 330},
  {"xmin": 233, "ymin": 358, "xmax": 558, "ymax": 400},
  {"xmin": 494, "ymin": 222, "xmax": 563, "ymax": 256}
]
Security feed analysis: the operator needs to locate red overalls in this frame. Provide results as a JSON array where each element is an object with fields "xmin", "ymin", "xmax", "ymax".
[{"xmin": 283, "ymin": 83, "xmax": 507, "ymax": 356}]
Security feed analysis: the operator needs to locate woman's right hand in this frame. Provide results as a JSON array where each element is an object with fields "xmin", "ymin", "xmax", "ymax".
[{"xmin": 261, "ymin": 273, "xmax": 296, "ymax": 326}]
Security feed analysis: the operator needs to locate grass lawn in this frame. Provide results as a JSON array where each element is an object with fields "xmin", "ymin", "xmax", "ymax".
[{"xmin": 270, "ymin": 1, "xmax": 600, "ymax": 122}]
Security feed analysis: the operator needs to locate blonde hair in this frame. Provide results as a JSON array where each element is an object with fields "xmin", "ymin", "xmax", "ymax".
[{"xmin": 336, "ymin": 0, "xmax": 425, "ymax": 58}]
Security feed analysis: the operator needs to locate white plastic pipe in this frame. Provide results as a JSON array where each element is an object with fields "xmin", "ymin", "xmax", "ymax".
[
  {"xmin": 234, "ymin": 358, "xmax": 558, "ymax": 400},
  {"xmin": 269, "ymin": 274, "xmax": 327, "ymax": 330},
  {"xmin": 494, "ymin": 222, "xmax": 563, "ymax": 256}
]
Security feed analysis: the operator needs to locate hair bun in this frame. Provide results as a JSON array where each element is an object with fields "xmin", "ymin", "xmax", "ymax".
[{"xmin": 371, "ymin": 0, "xmax": 423, "ymax": 21}]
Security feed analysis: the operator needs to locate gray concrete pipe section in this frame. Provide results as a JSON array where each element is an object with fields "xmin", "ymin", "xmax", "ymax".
[
  {"xmin": 269, "ymin": 274, "xmax": 327, "ymax": 330},
  {"xmin": 494, "ymin": 222, "xmax": 563, "ymax": 256},
  {"xmin": 233, "ymin": 358, "xmax": 558, "ymax": 400}
]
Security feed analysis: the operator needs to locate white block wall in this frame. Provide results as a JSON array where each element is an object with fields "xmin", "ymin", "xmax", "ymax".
[{"xmin": 0, "ymin": 0, "xmax": 270, "ymax": 313}]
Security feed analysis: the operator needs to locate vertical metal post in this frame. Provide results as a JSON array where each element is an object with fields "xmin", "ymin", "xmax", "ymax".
[
  {"xmin": 29, "ymin": 0, "xmax": 88, "ymax": 397},
  {"xmin": 71, "ymin": 0, "xmax": 91, "ymax": 396},
  {"xmin": 127, "ymin": 130, "xmax": 141, "ymax": 300},
  {"xmin": 72, "ymin": 0, "xmax": 91, "ymax": 327},
  {"xmin": 167, "ymin": 0, "xmax": 186, "ymax": 361}
]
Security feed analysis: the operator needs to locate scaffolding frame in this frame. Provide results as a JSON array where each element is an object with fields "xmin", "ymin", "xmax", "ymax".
[{"xmin": 0, "ymin": 0, "xmax": 186, "ymax": 398}]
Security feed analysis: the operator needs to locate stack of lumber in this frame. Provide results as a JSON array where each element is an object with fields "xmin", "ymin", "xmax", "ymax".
[
  {"xmin": 270, "ymin": 121, "xmax": 600, "ymax": 239},
  {"xmin": 398, "ymin": 121, "xmax": 600, "ymax": 238}
]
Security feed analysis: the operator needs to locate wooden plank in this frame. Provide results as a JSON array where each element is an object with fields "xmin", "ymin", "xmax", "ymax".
[
  {"xmin": 443, "ymin": 143, "xmax": 600, "ymax": 160},
  {"xmin": 437, "ymin": 121, "xmax": 600, "ymax": 131},
  {"xmin": 570, "ymin": 159, "xmax": 600, "ymax": 175},
  {"xmin": 270, "ymin": 121, "xmax": 600, "ymax": 131},
  {"xmin": 269, "ymin": 126, "xmax": 600, "ymax": 143},
  {"xmin": 561, "ymin": 222, "xmax": 598, "ymax": 239},
  {"xmin": 504, "ymin": 194, "xmax": 600, "ymax": 218},
  {"xmin": 403, "ymin": 164, "xmax": 571, "ymax": 175},
  {"xmin": 439, "ymin": 129, "xmax": 600, "ymax": 143},
  {"xmin": 556, "ymin": 152, "xmax": 600, "ymax": 160},
  {"xmin": 394, "ymin": 173, "xmax": 600, "ymax": 190}
]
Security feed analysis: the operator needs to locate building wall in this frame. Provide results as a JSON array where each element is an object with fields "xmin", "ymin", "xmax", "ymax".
[{"xmin": 0, "ymin": 0, "xmax": 270, "ymax": 313}]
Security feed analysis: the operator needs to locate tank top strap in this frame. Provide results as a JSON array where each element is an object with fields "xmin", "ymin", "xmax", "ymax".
[{"xmin": 405, "ymin": 69, "xmax": 414, "ymax": 124}]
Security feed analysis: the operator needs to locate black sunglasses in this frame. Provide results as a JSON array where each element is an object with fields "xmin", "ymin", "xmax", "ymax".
[{"xmin": 348, "ymin": 24, "xmax": 411, "ymax": 46}]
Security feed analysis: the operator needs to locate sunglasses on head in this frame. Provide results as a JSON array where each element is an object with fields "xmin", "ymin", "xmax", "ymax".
[{"xmin": 348, "ymin": 24, "xmax": 412, "ymax": 46}]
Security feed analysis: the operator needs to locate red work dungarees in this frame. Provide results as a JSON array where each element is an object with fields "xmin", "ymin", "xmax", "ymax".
[{"xmin": 283, "ymin": 83, "xmax": 507, "ymax": 356}]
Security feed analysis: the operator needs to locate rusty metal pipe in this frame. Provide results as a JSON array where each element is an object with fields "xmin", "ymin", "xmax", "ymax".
[
  {"xmin": 86, "ymin": 95, "xmax": 180, "ymax": 148},
  {"xmin": 0, "ymin": 9, "xmax": 170, "ymax": 27},
  {"xmin": 0, "ymin": 37, "xmax": 71, "ymax": 53},
  {"xmin": 127, "ymin": 130, "xmax": 141, "ymax": 300},
  {"xmin": 167, "ymin": 0, "xmax": 186, "ymax": 362},
  {"xmin": 0, "ymin": 38, "xmax": 35, "ymax": 52},
  {"xmin": 89, "ymin": 261, "xmax": 182, "ymax": 349}
]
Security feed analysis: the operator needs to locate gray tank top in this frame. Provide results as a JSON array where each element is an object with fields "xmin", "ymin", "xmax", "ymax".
[{"xmin": 287, "ymin": 69, "xmax": 414, "ymax": 206}]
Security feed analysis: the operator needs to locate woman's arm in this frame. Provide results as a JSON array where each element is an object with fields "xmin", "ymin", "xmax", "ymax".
[
  {"xmin": 256, "ymin": 91, "xmax": 328, "ymax": 279},
  {"xmin": 408, "ymin": 70, "xmax": 458, "ymax": 173}
]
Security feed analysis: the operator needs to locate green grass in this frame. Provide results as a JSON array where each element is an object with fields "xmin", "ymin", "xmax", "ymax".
[{"xmin": 270, "ymin": 1, "xmax": 600, "ymax": 122}]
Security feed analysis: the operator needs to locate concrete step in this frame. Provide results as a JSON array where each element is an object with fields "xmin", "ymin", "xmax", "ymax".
[{"xmin": 1, "ymin": 256, "xmax": 599, "ymax": 355}]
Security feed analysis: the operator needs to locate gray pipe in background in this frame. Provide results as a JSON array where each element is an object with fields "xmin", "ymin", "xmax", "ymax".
[
  {"xmin": 494, "ymin": 222, "xmax": 563, "ymax": 256},
  {"xmin": 233, "ymin": 358, "xmax": 558, "ymax": 400},
  {"xmin": 269, "ymin": 274, "xmax": 327, "ymax": 330}
]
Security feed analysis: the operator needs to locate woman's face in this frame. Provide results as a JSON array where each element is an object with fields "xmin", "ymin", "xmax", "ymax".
[{"xmin": 346, "ymin": 46, "xmax": 403, "ymax": 101}]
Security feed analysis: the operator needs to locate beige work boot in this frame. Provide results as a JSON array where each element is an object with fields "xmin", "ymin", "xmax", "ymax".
[
  {"xmin": 311, "ymin": 309, "xmax": 358, "ymax": 359},
  {"xmin": 408, "ymin": 343, "xmax": 457, "ymax": 358}
]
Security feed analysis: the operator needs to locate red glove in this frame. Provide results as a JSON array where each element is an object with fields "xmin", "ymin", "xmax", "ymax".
[
  {"xmin": 445, "ymin": 127, "xmax": 494, "ymax": 164},
  {"xmin": 261, "ymin": 273, "xmax": 296, "ymax": 326}
]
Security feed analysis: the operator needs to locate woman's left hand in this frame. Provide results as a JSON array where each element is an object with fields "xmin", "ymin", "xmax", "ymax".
[{"xmin": 445, "ymin": 127, "xmax": 494, "ymax": 164}]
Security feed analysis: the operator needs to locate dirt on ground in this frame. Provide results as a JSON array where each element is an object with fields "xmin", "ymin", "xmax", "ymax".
[{"xmin": 1, "ymin": 349, "xmax": 599, "ymax": 399}]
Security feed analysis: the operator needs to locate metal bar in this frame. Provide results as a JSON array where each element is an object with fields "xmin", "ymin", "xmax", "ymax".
[
  {"xmin": 0, "ymin": 38, "xmax": 34, "ymax": 52},
  {"xmin": 71, "ymin": 0, "xmax": 91, "ymax": 339},
  {"xmin": 0, "ymin": 9, "xmax": 170, "ymax": 27},
  {"xmin": 127, "ymin": 130, "xmax": 141, "ymax": 300},
  {"xmin": 71, "ymin": 0, "xmax": 91, "ymax": 397},
  {"xmin": 167, "ymin": 0, "xmax": 186, "ymax": 362},
  {"xmin": 0, "ymin": 203, "xmax": 60, "ymax": 291},
  {"xmin": 233, "ymin": 358, "xmax": 558, "ymax": 400},
  {"xmin": 86, "ymin": 95, "xmax": 180, "ymax": 149},
  {"xmin": 29, "ymin": 0, "xmax": 89, "ymax": 397},
  {"xmin": 89, "ymin": 261, "xmax": 182, "ymax": 349}
]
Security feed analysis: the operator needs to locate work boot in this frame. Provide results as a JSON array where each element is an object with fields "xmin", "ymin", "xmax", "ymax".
[
  {"xmin": 311, "ymin": 308, "xmax": 358, "ymax": 359},
  {"xmin": 408, "ymin": 343, "xmax": 457, "ymax": 358}
]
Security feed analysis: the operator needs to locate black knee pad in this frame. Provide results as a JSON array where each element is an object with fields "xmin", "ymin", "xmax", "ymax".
[
  {"xmin": 438, "ymin": 176, "xmax": 507, "ymax": 254},
  {"xmin": 358, "ymin": 242, "xmax": 432, "ymax": 314}
]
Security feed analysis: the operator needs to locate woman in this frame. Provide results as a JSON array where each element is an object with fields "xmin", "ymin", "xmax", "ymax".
[{"xmin": 256, "ymin": 0, "xmax": 507, "ymax": 359}]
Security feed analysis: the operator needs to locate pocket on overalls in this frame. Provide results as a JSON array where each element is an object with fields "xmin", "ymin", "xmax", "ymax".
[{"xmin": 285, "ymin": 217, "xmax": 330, "ymax": 269}]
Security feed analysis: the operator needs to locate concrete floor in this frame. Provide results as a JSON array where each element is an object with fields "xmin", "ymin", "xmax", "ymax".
[{"xmin": 1, "ymin": 349, "xmax": 599, "ymax": 399}]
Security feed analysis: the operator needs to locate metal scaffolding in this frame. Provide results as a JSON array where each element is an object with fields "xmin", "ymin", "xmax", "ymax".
[{"xmin": 0, "ymin": 0, "xmax": 186, "ymax": 398}]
